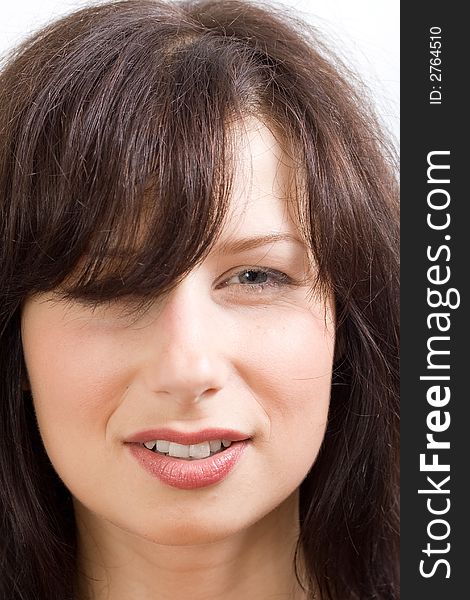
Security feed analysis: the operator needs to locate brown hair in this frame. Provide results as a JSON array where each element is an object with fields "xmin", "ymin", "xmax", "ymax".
[{"xmin": 0, "ymin": 1, "xmax": 399, "ymax": 598}]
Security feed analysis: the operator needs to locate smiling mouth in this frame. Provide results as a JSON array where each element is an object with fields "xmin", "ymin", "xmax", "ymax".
[{"xmin": 141, "ymin": 439, "xmax": 233, "ymax": 460}]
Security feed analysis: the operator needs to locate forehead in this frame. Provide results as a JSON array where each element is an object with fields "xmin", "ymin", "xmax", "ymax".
[{"xmin": 221, "ymin": 117, "xmax": 299, "ymax": 242}]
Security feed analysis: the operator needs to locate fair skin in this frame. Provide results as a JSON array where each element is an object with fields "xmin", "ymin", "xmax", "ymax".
[{"xmin": 21, "ymin": 119, "xmax": 335, "ymax": 600}]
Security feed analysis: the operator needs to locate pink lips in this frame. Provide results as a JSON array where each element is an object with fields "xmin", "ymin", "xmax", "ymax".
[
  {"xmin": 125, "ymin": 428, "xmax": 251, "ymax": 490},
  {"xmin": 125, "ymin": 427, "xmax": 250, "ymax": 445}
]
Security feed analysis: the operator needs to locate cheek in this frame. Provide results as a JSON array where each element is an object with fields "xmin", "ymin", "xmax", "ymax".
[
  {"xmin": 22, "ymin": 313, "xmax": 132, "ymax": 458},
  {"xmin": 21, "ymin": 317, "xmax": 139, "ymax": 497},
  {"xmin": 239, "ymin": 307, "xmax": 334, "ymax": 475}
]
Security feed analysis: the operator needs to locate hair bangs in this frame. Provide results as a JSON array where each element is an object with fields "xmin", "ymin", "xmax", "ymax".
[{"xmin": 10, "ymin": 24, "xmax": 255, "ymax": 307}]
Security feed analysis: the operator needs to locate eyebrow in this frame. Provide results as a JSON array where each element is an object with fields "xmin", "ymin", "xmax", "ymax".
[{"xmin": 217, "ymin": 232, "xmax": 306, "ymax": 255}]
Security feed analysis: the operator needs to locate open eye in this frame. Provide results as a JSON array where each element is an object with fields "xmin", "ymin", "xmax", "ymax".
[{"xmin": 218, "ymin": 267, "xmax": 293, "ymax": 293}]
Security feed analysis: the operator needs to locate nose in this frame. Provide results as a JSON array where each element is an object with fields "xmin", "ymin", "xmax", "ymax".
[{"xmin": 143, "ymin": 274, "xmax": 229, "ymax": 406}]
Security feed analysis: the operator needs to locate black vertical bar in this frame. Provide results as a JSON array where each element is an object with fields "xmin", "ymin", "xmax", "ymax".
[{"xmin": 401, "ymin": 3, "xmax": 467, "ymax": 598}]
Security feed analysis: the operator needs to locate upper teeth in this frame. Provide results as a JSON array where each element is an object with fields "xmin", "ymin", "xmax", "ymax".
[{"xmin": 142, "ymin": 439, "xmax": 232, "ymax": 459}]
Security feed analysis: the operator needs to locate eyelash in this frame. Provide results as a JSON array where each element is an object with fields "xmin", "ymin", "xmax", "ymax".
[{"xmin": 218, "ymin": 267, "xmax": 293, "ymax": 294}]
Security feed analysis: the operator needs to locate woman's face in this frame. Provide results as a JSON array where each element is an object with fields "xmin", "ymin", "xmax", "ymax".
[{"xmin": 21, "ymin": 119, "xmax": 335, "ymax": 546}]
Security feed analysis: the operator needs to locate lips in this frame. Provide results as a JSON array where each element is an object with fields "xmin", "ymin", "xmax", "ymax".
[
  {"xmin": 125, "ymin": 427, "xmax": 251, "ymax": 446},
  {"xmin": 125, "ymin": 427, "xmax": 251, "ymax": 489},
  {"xmin": 127, "ymin": 439, "xmax": 250, "ymax": 489}
]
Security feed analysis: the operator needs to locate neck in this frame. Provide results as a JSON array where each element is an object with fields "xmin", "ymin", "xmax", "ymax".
[{"xmin": 75, "ymin": 490, "xmax": 308, "ymax": 600}]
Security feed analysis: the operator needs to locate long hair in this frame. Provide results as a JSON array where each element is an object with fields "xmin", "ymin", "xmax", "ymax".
[{"xmin": 0, "ymin": 1, "xmax": 399, "ymax": 598}]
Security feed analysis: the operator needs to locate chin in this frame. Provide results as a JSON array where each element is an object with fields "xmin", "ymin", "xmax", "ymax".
[
  {"xmin": 102, "ymin": 497, "xmax": 243, "ymax": 545},
  {"xmin": 133, "ymin": 516, "xmax": 247, "ymax": 547}
]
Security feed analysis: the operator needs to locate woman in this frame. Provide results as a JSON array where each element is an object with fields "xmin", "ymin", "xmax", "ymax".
[{"xmin": 0, "ymin": 1, "xmax": 399, "ymax": 598}]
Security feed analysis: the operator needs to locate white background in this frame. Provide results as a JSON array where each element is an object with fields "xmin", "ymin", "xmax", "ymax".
[{"xmin": 0, "ymin": 0, "xmax": 399, "ymax": 148}]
